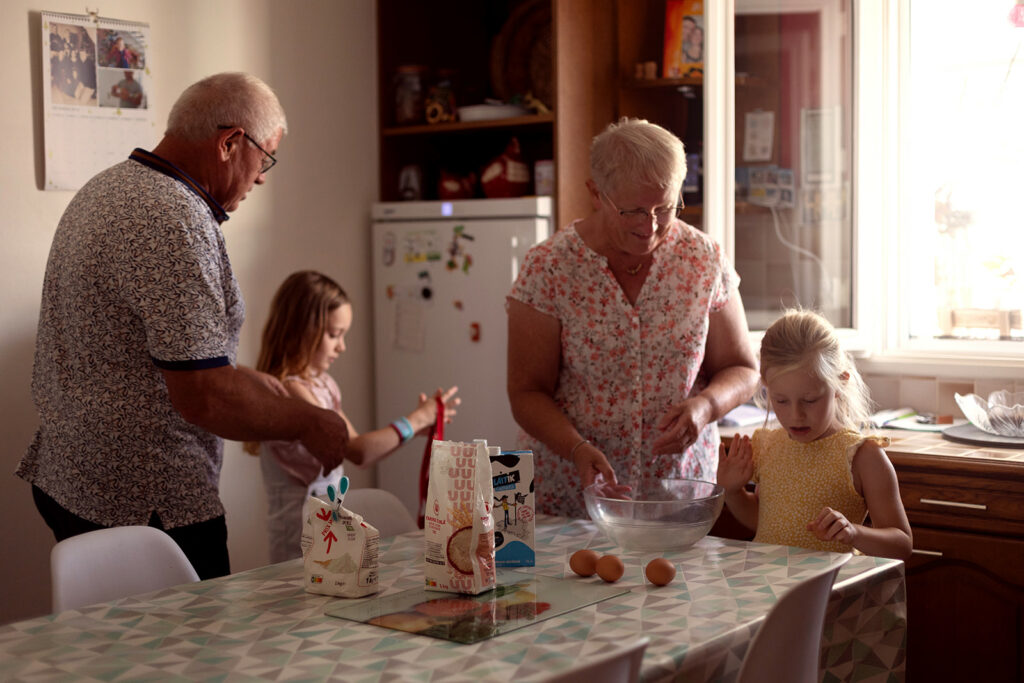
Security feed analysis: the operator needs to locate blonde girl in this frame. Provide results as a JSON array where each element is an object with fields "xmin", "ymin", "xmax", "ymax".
[
  {"xmin": 250, "ymin": 270, "xmax": 458, "ymax": 562},
  {"xmin": 717, "ymin": 309, "xmax": 912, "ymax": 559}
]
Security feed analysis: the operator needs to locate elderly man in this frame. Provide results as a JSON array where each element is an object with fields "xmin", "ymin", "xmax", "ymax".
[{"xmin": 17, "ymin": 72, "xmax": 348, "ymax": 579}]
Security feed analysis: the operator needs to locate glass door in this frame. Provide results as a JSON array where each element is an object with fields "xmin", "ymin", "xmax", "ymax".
[{"xmin": 732, "ymin": 0, "xmax": 854, "ymax": 330}]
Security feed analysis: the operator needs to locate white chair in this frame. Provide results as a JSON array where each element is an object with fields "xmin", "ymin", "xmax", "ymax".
[
  {"xmin": 537, "ymin": 637, "xmax": 649, "ymax": 683},
  {"xmin": 51, "ymin": 526, "xmax": 200, "ymax": 612},
  {"xmin": 736, "ymin": 552, "xmax": 852, "ymax": 683},
  {"xmin": 343, "ymin": 488, "xmax": 417, "ymax": 537}
]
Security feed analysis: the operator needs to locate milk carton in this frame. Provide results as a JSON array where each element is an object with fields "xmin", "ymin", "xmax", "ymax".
[{"xmin": 490, "ymin": 450, "xmax": 535, "ymax": 567}]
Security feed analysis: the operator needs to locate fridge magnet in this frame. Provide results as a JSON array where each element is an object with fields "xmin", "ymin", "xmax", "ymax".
[
  {"xmin": 446, "ymin": 226, "xmax": 474, "ymax": 271},
  {"xmin": 470, "ymin": 322, "xmax": 481, "ymax": 343},
  {"xmin": 418, "ymin": 271, "xmax": 433, "ymax": 300},
  {"xmin": 402, "ymin": 230, "xmax": 443, "ymax": 263},
  {"xmin": 662, "ymin": 0, "xmax": 704, "ymax": 79}
]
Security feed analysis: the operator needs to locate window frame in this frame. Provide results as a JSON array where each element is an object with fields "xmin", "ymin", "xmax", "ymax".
[
  {"xmin": 714, "ymin": 0, "xmax": 1024, "ymax": 379},
  {"xmin": 853, "ymin": 0, "xmax": 1024, "ymax": 377}
]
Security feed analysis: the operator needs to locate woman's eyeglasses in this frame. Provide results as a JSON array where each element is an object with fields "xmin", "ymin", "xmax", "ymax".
[{"xmin": 601, "ymin": 191, "xmax": 683, "ymax": 226}]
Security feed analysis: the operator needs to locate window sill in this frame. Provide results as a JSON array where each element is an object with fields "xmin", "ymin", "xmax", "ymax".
[{"xmin": 854, "ymin": 351, "xmax": 1024, "ymax": 382}]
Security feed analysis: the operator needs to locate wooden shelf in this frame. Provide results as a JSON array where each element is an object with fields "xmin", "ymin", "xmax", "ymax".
[
  {"xmin": 621, "ymin": 77, "xmax": 703, "ymax": 90},
  {"xmin": 381, "ymin": 113, "xmax": 554, "ymax": 137}
]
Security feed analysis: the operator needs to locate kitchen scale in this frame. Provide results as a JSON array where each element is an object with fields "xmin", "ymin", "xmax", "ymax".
[{"xmin": 324, "ymin": 571, "xmax": 629, "ymax": 644}]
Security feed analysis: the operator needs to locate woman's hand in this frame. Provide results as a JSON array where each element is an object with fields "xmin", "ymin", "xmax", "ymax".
[
  {"xmin": 808, "ymin": 506, "xmax": 858, "ymax": 546},
  {"xmin": 717, "ymin": 434, "xmax": 753, "ymax": 494},
  {"xmin": 572, "ymin": 441, "xmax": 630, "ymax": 497},
  {"xmin": 410, "ymin": 386, "xmax": 460, "ymax": 435},
  {"xmin": 652, "ymin": 396, "xmax": 713, "ymax": 455}
]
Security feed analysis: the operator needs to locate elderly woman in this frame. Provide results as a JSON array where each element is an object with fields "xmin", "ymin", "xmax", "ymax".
[{"xmin": 506, "ymin": 118, "xmax": 759, "ymax": 518}]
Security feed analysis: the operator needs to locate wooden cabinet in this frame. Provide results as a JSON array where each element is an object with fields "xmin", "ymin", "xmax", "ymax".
[
  {"xmin": 375, "ymin": 0, "xmax": 615, "ymax": 228},
  {"xmin": 614, "ymin": 0, "xmax": 704, "ymax": 227},
  {"xmin": 890, "ymin": 454, "xmax": 1024, "ymax": 683},
  {"xmin": 375, "ymin": 1, "xmax": 715, "ymax": 229}
]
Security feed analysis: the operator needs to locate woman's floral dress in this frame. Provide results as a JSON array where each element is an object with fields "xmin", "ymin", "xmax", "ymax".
[{"xmin": 507, "ymin": 220, "xmax": 737, "ymax": 517}]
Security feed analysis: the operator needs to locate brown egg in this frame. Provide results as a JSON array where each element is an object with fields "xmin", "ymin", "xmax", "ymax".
[
  {"xmin": 595, "ymin": 554, "xmax": 625, "ymax": 583},
  {"xmin": 569, "ymin": 549, "xmax": 600, "ymax": 577},
  {"xmin": 645, "ymin": 558, "xmax": 677, "ymax": 586}
]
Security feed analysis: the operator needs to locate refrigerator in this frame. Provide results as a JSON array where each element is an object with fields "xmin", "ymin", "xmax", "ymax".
[{"xmin": 371, "ymin": 197, "xmax": 552, "ymax": 519}]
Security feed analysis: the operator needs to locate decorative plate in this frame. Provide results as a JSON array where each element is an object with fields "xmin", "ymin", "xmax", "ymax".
[{"xmin": 490, "ymin": 0, "xmax": 552, "ymax": 109}]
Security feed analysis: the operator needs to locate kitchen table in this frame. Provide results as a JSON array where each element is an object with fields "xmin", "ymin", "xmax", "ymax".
[{"xmin": 0, "ymin": 517, "xmax": 905, "ymax": 682}]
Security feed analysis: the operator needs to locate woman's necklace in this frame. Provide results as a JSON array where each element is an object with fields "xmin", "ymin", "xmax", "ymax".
[{"xmin": 625, "ymin": 262, "xmax": 643, "ymax": 275}]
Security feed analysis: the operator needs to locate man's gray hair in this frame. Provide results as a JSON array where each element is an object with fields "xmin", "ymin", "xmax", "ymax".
[{"xmin": 166, "ymin": 72, "xmax": 288, "ymax": 143}]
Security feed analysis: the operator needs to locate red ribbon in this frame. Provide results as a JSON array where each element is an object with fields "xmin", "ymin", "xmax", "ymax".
[{"xmin": 417, "ymin": 396, "xmax": 445, "ymax": 528}]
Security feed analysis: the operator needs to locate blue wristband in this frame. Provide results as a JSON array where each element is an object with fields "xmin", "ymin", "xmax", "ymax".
[{"xmin": 390, "ymin": 416, "xmax": 414, "ymax": 443}]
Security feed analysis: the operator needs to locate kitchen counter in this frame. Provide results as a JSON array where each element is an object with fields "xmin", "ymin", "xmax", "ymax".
[{"xmin": 720, "ymin": 424, "xmax": 1024, "ymax": 466}]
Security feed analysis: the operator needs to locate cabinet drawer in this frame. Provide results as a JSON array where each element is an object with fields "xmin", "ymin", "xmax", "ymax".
[
  {"xmin": 908, "ymin": 526, "xmax": 1024, "ymax": 588},
  {"xmin": 895, "ymin": 471, "xmax": 1024, "ymax": 537}
]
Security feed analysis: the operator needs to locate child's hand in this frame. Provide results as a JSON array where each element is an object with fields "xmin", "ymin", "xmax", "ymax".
[
  {"xmin": 410, "ymin": 386, "xmax": 460, "ymax": 435},
  {"xmin": 807, "ymin": 506, "xmax": 857, "ymax": 545},
  {"xmin": 717, "ymin": 435, "xmax": 753, "ymax": 493}
]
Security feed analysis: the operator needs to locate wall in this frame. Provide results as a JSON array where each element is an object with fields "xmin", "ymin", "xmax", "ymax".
[{"xmin": 0, "ymin": 0, "xmax": 378, "ymax": 625}]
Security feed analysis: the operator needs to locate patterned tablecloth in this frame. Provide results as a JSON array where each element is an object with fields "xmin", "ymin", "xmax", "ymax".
[{"xmin": 0, "ymin": 517, "xmax": 905, "ymax": 682}]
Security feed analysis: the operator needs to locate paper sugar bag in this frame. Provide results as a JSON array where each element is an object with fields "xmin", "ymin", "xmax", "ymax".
[
  {"xmin": 423, "ymin": 440, "xmax": 496, "ymax": 594},
  {"xmin": 302, "ymin": 496, "xmax": 380, "ymax": 598}
]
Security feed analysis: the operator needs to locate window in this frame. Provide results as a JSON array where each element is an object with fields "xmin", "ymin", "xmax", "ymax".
[
  {"xmin": 719, "ymin": 1, "xmax": 1023, "ymax": 375},
  {"xmin": 732, "ymin": 0, "xmax": 854, "ymax": 332},
  {"xmin": 902, "ymin": 0, "xmax": 1023, "ymax": 345},
  {"xmin": 854, "ymin": 0, "xmax": 1024, "ymax": 374}
]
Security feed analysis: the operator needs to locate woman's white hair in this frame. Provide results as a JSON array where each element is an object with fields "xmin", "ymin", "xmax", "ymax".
[
  {"xmin": 166, "ymin": 72, "xmax": 288, "ymax": 143},
  {"xmin": 590, "ymin": 117, "xmax": 687, "ymax": 197}
]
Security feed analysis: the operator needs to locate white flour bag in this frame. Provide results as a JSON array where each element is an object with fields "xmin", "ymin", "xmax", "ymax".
[
  {"xmin": 302, "ymin": 495, "xmax": 380, "ymax": 598},
  {"xmin": 423, "ymin": 439, "xmax": 496, "ymax": 594}
]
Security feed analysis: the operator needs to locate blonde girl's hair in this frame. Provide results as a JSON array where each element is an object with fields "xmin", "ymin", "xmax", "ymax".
[
  {"xmin": 244, "ymin": 271, "xmax": 348, "ymax": 455},
  {"xmin": 758, "ymin": 309, "xmax": 875, "ymax": 432},
  {"xmin": 590, "ymin": 117, "xmax": 687, "ymax": 198}
]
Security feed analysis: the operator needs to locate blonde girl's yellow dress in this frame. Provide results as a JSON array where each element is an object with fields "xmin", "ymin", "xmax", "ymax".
[{"xmin": 751, "ymin": 427, "xmax": 885, "ymax": 553}]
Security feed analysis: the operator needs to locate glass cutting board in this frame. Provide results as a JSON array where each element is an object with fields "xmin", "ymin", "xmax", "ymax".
[{"xmin": 324, "ymin": 571, "xmax": 629, "ymax": 644}]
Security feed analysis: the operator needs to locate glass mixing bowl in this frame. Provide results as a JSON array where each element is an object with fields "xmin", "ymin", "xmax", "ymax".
[{"xmin": 583, "ymin": 478, "xmax": 725, "ymax": 552}]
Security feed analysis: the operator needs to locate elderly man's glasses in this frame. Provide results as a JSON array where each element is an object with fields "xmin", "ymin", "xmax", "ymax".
[
  {"xmin": 601, "ymin": 191, "xmax": 683, "ymax": 226},
  {"xmin": 217, "ymin": 125, "xmax": 277, "ymax": 174}
]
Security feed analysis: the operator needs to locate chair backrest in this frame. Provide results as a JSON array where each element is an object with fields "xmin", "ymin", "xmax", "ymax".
[
  {"xmin": 343, "ymin": 488, "xmax": 417, "ymax": 537},
  {"xmin": 51, "ymin": 526, "xmax": 200, "ymax": 612},
  {"xmin": 537, "ymin": 637, "xmax": 649, "ymax": 683},
  {"xmin": 736, "ymin": 552, "xmax": 852, "ymax": 683}
]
